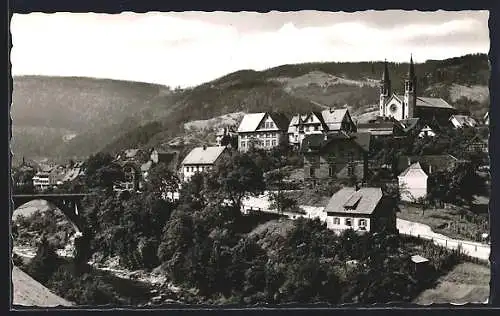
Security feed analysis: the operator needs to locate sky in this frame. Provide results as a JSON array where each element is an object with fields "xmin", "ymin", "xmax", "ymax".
[{"xmin": 11, "ymin": 10, "xmax": 489, "ymax": 88}]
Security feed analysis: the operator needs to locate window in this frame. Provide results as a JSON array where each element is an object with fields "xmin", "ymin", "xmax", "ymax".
[
  {"xmin": 314, "ymin": 126, "xmax": 319, "ymax": 131},
  {"xmin": 345, "ymin": 218, "xmax": 353, "ymax": 226},
  {"xmin": 241, "ymin": 141, "xmax": 246, "ymax": 148},
  {"xmin": 309, "ymin": 167, "xmax": 315, "ymax": 177},
  {"xmin": 265, "ymin": 140, "xmax": 270, "ymax": 147},
  {"xmin": 295, "ymin": 135, "xmax": 298, "ymax": 141},
  {"xmin": 272, "ymin": 139, "xmax": 277, "ymax": 147},
  {"xmin": 359, "ymin": 219, "xmax": 367, "ymax": 227},
  {"xmin": 333, "ymin": 217, "xmax": 340, "ymax": 225},
  {"xmin": 329, "ymin": 166, "xmax": 335, "ymax": 177}
]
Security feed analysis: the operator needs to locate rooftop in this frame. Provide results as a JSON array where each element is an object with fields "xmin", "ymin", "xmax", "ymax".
[
  {"xmin": 182, "ymin": 146, "xmax": 227, "ymax": 165},
  {"xmin": 325, "ymin": 187, "xmax": 383, "ymax": 215}
]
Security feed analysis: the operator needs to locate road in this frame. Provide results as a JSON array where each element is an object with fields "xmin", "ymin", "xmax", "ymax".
[{"xmin": 242, "ymin": 192, "xmax": 490, "ymax": 261}]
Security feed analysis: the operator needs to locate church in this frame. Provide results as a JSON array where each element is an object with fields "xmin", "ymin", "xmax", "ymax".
[{"xmin": 379, "ymin": 56, "xmax": 456, "ymax": 124}]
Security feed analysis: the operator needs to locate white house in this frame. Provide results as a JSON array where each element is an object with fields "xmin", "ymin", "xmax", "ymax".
[
  {"xmin": 181, "ymin": 145, "xmax": 228, "ymax": 182},
  {"xmin": 287, "ymin": 108, "xmax": 356, "ymax": 149},
  {"xmin": 237, "ymin": 112, "xmax": 289, "ymax": 152},
  {"xmin": 449, "ymin": 114, "xmax": 478, "ymax": 129},
  {"xmin": 398, "ymin": 162, "xmax": 429, "ymax": 202},
  {"xmin": 324, "ymin": 187, "xmax": 397, "ymax": 234},
  {"xmin": 32, "ymin": 172, "xmax": 50, "ymax": 191}
]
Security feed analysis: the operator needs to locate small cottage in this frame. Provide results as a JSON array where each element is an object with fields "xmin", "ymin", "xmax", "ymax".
[
  {"xmin": 398, "ymin": 162, "xmax": 429, "ymax": 202},
  {"xmin": 324, "ymin": 186, "xmax": 397, "ymax": 234}
]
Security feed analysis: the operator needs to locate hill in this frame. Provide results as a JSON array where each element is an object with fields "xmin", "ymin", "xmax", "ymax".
[
  {"xmin": 11, "ymin": 76, "xmax": 181, "ymax": 163},
  {"xmin": 104, "ymin": 53, "xmax": 490, "ymax": 153},
  {"xmin": 12, "ymin": 54, "xmax": 490, "ymax": 161}
]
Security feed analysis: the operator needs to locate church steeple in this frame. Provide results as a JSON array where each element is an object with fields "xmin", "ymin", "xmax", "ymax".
[
  {"xmin": 404, "ymin": 54, "xmax": 417, "ymax": 119},
  {"xmin": 379, "ymin": 59, "xmax": 391, "ymax": 117},
  {"xmin": 382, "ymin": 59, "xmax": 390, "ymax": 82},
  {"xmin": 408, "ymin": 54, "xmax": 415, "ymax": 80}
]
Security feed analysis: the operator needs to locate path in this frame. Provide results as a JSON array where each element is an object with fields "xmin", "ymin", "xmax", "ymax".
[{"xmin": 242, "ymin": 193, "xmax": 490, "ymax": 261}]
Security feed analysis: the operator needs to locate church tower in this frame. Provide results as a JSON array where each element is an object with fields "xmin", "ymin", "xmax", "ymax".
[
  {"xmin": 403, "ymin": 55, "xmax": 417, "ymax": 119},
  {"xmin": 379, "ymin": 59, "xmax": 391, "ymax": 117}
]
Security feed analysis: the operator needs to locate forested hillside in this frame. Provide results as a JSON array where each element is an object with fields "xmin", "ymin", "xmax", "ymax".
[{"xmin": 11, "ymin": 53, "xmax": 490, "ymax": 162}]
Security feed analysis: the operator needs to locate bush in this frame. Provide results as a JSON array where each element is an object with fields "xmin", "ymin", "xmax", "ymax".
[
  {"xmin": 47, "ymin": 264, "xmax": 122, "ymax": 306},
  {"xmin": 25, "ymin": 237, "xmax": 61, "ymax": 284}
]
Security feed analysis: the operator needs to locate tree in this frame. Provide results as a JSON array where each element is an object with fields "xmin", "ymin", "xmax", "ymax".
[
  {"xmin": 209, "ymin": 153, "xmax": 265, "ymax": 211},
  {"xmin": 12, "ymin": 168, "xmax": 36, "ymax": 194},
  {"xmin": 84, "ymin": 152, "xmax": 124, "ymax": 193},
  {"xmin": 266, "ymin": 169, "xmax": 298, "ymax": 214},
  {"xmin": 145, "ymin": 162, "xmax": 180, "ymax": 200},
  {"xmin": 25, "ymin": 235, "xmax": 60, "ymax": 283},
  {"xmin": 416, "ymin": 196, "xmax": 429, "ymax": 216}
]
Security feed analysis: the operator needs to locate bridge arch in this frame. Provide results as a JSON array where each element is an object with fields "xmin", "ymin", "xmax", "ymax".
[
  {"xmin": 12, "ymin": 194, "xmax": 88, "ymax": 234},
  {"xmin": 12, "ymin": 194, "xmax": 91, "ymax": 261}
]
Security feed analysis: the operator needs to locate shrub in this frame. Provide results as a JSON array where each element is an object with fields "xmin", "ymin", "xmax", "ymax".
[{"xmin": 25, "ymin": 237, "xmax": 61, "ymax": 284}]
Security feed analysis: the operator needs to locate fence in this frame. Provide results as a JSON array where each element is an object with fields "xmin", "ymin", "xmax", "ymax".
[{"xmin": 400, "ymin": 230, "xmax": 490, "ymax": 266}]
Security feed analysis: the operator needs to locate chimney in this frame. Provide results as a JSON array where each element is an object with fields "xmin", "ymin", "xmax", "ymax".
[
  {"xmin": 428, "ymin": 164, "xmax": 432, "ymax": 174},
  {"xmin": 203, "ymin": 145, "xmax": 207, "ymax": 150},
  {"xmin": 355, "ymin": 182, "xmax": 360, "ymax": 191},
  {"xmin": 407, "ymin": 157, "xmax": 411, "ymax": 166}
]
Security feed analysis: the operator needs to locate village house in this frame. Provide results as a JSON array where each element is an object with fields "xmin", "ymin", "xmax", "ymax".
[
  {"xmin": 465, "ymin": 134, "xmax": 489, "ymax": 154},
  {"xmin": 32, "ymin": 172, "xmax": 50, "ymax": 191},
  {"xmin": 181, "ymin": 145, "xmax": 229, "ymax": 182},
  {"xmin": 324, "ymin": 186, "xmax": 398, "ymax": 234},
  {"xmin": 449, "ymin": 114, "xmax": 478, "ymax": 129},
  {"xmin": 356, "ymin": 116, "xmax": 405, "ymax": 138},
  {"xmin": 287, "ymin": 108, "xmax": 356, "ymax": 149},
  {"xmin": 398, "ymin": 162, "xmax": 429, "ymax": 202},
  {"xmin": 237, "ymin": 112, "xmax": 289, "ymax": 152},
  {"xmin": 396, "ymin": 154, "xmax": 459, "ymax": 176},
  {"xmin": 301, "ymin": 132, "xmax": 371, "ymax": 184},
  {"xmin": 397, "ymin": 154, "xmax": 460, "ymax": 202}
]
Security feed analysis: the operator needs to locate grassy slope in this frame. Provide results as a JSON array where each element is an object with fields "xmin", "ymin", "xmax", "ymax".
[{"xmin": 413, "ymin": 263, "xmax": 490, "ymax": 304}]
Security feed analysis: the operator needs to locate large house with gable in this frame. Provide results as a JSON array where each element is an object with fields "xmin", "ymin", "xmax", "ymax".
[
  {"xmin": 288, "ymin": 108, "xmax": 357, "ymax": 149},
  {"xmin": 237, "ymin": 112, "xmax": 290, "ymax": 152},
  {"xmin": 301, "ymin": 132, "xmax": 371, "ymax": 184}
]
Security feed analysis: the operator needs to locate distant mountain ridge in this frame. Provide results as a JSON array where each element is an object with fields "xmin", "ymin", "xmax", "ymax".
[{"xmin": 11, "ymin": 53, "xmax": 490, "ymax": 162}]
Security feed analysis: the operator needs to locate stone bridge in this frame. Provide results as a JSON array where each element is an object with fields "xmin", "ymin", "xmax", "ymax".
[{"xmin": 12, "ymin": 193, "xmax": 90, "ymax": 233}]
